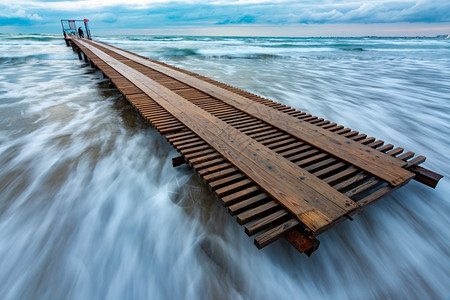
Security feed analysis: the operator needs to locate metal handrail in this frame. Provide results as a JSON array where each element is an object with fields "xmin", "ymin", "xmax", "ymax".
[{"xmin": 60, "ymin": 19, "xmax": 91, "ymax": 40}]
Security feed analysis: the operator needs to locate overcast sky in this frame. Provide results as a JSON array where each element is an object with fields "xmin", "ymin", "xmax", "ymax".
[{"xmin": 1, "ymin": 0, "xmax": 450, "ymax": 36}]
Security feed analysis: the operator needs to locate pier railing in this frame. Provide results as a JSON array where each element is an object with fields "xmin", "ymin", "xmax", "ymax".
[{"xmin": 60, "ymin": 19, "xmax": 91, "ymax": 40}]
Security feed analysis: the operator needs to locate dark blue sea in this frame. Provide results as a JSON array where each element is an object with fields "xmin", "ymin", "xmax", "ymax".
[{"xmin": 0, "ymin": 33, "xmax": 449, "ymax": 299}]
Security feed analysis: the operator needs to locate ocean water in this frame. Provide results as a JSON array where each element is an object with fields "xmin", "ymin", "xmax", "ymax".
[{"xmin": 0, "ymin": 33, "xmax": 449, "ymax": 299}]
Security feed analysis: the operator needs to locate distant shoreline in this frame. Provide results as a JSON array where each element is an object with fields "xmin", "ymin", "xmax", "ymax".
[{"xmin": 1, "ymin": 32, "xmax": 449, "ymax": 39}]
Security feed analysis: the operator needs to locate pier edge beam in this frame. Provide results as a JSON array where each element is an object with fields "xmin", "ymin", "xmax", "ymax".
[
  {"xmin": 409, "ymin": 165, "xmax": 443, "ymax": 188},
  {"xmin": 83, "ymin": 52, "xmax": 89, "ymax": 63},
  {"xmin": 285, "ymin": 229, "xmax": 320, "ymax": 257},
  {"xmin": 76, "ymin": 47, "xmax": 82, "ymax": 60}
]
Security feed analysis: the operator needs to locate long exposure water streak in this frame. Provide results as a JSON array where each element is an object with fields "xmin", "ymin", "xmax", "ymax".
[{"xmin": 0, "ymin": 33, "xmax": 449, "ymax": 299}]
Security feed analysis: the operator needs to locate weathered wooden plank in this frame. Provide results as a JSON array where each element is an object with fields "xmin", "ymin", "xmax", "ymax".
[
  {"xmin": 72, "ymin": 37, "xmax": 442, "ymax": 255},
  {"xmin": 221, "ymin": 186, "xmax": 262, "ymax": 206},
  {"xmin": 78, "ymin": 39, "xmax": 359, "ymax": 234},
  {"xmin": 180, "ymin": 144, "xmax": 211, "ymax": 155},
  {"xmin": 237, "ymin": 201, "xmax": 280, "ymax": 225},
  {"xmin": 184, "ymin": 149, "xmax": 216, "ymax": 160},
  {"xmin": 203, "ymin": 167, "xmax": 239, "ymax": 183},
  {"xmin": 209, "ymin": 173, "xmax": 248, "ymax": 190},
  {"xmin": 227, "ymin": 193, "xmax": 270, "ymax": 215},
  {"xmin": 89, "ymin": 39, "xmax": 414, "ymax": 187},
  {"xmin": 254, "ymin": 219, "xmax": 300, "ymax": 249},
  {"xmin": 193, "ymin": 158, "xmax": 228, "ymax": 171},
  {"xmin": 245, "ymin": 210, "xmax": 290, "ymax": 236},
  {"xmin": 197, "ymin": 162, "xmax": 233, "ymax": 176}
]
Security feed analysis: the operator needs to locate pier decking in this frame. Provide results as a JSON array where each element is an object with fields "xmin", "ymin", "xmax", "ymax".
[{"xmin": 66, "ymin": 36, "xmax": 442, "ymax": 255}]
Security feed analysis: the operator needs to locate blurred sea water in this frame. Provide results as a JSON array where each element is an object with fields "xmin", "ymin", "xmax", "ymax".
[{"xmin": 0, "ymin": 33, "xmax": 449, "ymax": 299}]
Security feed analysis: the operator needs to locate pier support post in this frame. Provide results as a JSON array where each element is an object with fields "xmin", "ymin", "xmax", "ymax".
[
  {"xmin": 76, "ymin": 48, "xmax": 82, "ymax": 60},
  {"xmin": 83, "ymin": 52, "xmax": 89, "ymax": 63},
  {"xmin": 285, "ymin": 229, "xmax": 320, "ymax": 257},
  {"xmin": 172, "ymin": 156, "xmax": 186, "ymax": 167}
]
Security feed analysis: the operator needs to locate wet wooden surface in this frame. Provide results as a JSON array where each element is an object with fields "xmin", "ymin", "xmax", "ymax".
[{"xmin": 67, "ymin": 36, "xmax": 441, "ymax": 255}]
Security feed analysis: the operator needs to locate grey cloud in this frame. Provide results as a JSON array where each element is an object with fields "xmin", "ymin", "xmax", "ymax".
[{"xmin": 2, "ymin": 0, "xmax": 449, "ymax": 32}]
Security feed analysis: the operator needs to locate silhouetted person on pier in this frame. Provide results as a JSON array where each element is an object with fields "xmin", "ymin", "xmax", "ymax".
[{"xmin": 78, "ymin": 27, "xmax": 84, "ymax": 38}]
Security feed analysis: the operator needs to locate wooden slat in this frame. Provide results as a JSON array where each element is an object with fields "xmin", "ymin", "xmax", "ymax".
[
  {"xmin": 203, "ymin": 167, "xmax": 239, "ymax": 183},
  {"xmin": 197, "ymin": 162, "xmax": 233, "ymax": 176},
  {"xmin": 222, "ymin": 186, "xmax": 263, "ymax": 206},
  {"xmin": 254, "ymin": 219, "xmax": 300, "ymax": 249},
  {"xmin": 237, "ymin": 201, "xmax": 280, "ymax": 225},
  {"xmin": 245, "ymin": 210, "xmax": 290, "ymax": 236},
  {"xmin": 228, "ymin": 193, "xmax": 270, "ymax": 215}
]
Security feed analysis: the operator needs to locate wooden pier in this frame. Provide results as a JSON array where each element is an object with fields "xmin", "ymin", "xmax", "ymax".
[{"xmin": 66, "ymin": 36, "xmax": 442, "ymax": 255}]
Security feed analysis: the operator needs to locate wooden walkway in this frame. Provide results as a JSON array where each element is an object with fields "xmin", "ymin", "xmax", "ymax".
[{"xmin": 67, "ymin": 36, "xmax": 442, "ymax": 255}]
